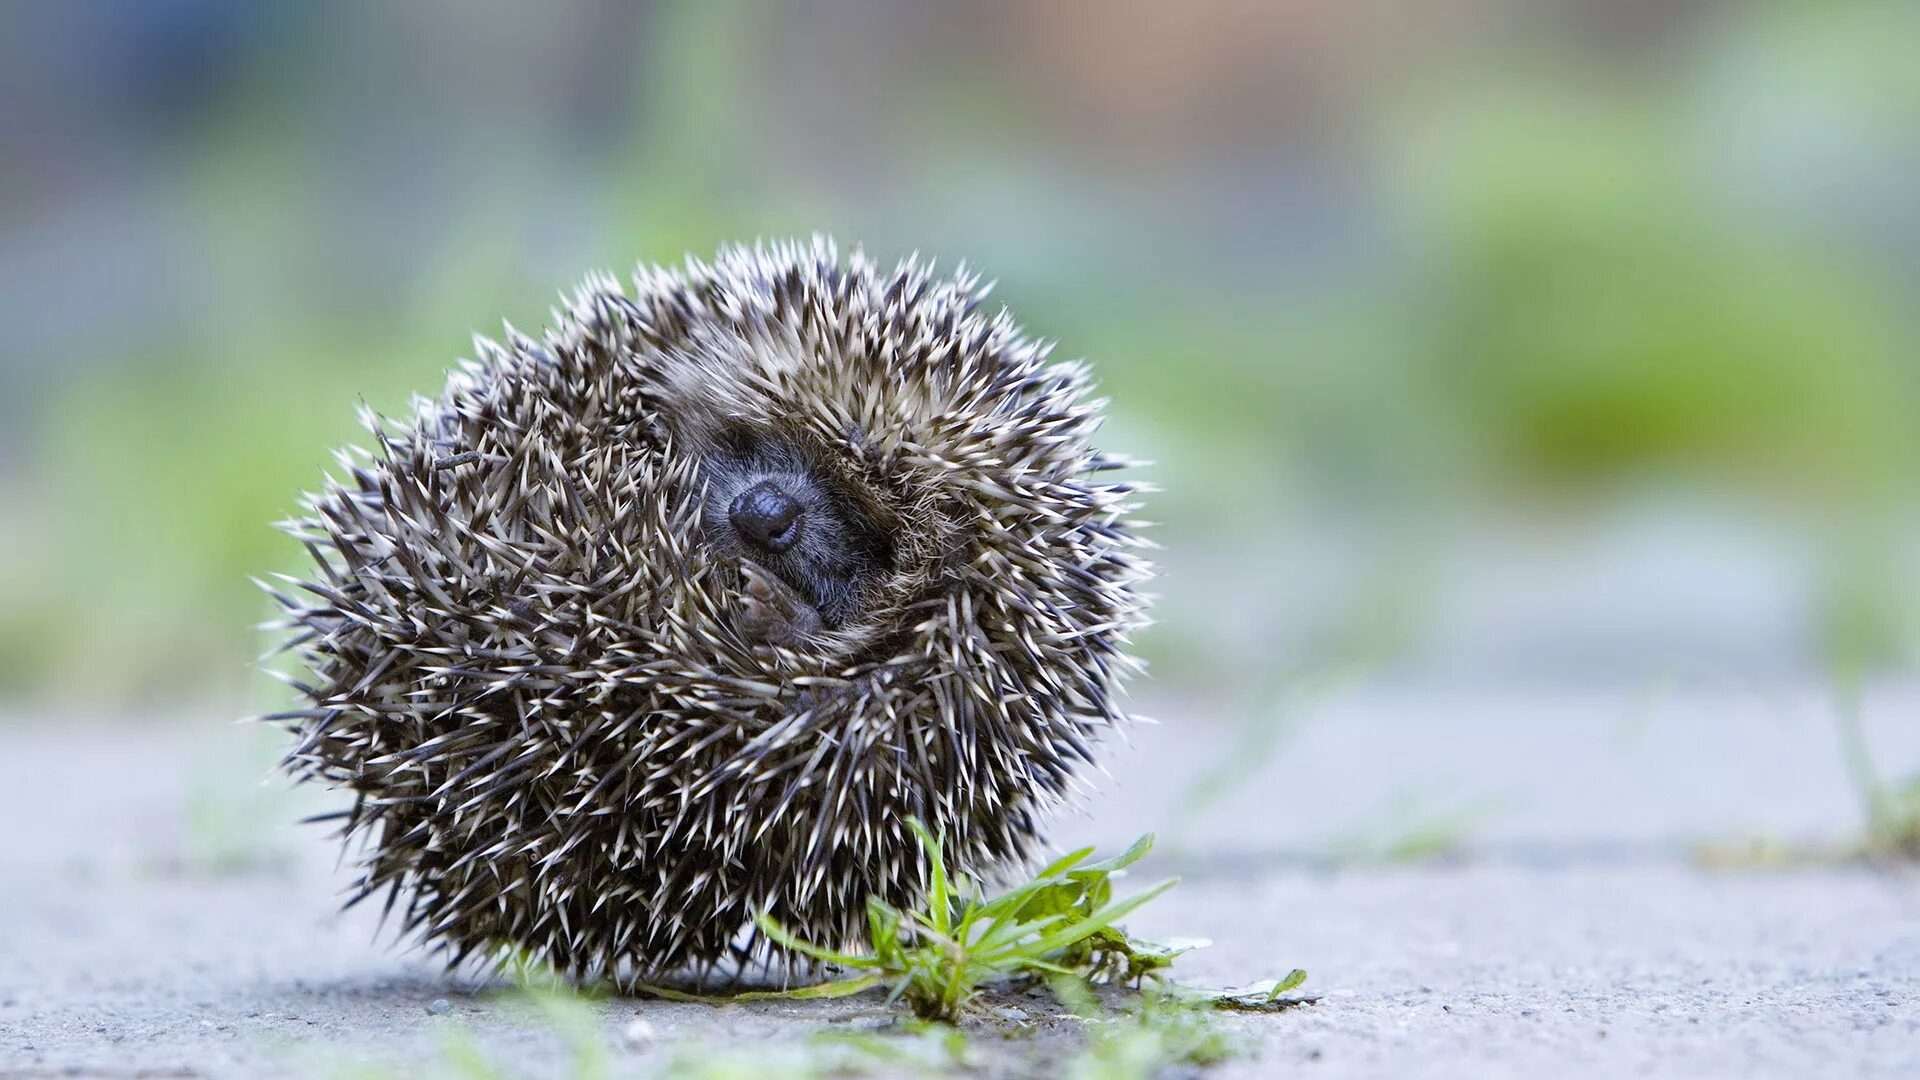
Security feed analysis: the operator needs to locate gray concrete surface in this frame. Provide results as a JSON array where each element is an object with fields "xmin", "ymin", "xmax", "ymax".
[{"xmin": 3, "ymin": 682, "xmax": 1918, "ymax": 1078}]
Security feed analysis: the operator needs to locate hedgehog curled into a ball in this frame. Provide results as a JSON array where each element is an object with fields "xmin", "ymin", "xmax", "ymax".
[{"xmin": 265, "ymin": 239, "xmax": 1150, "ymax": 984}]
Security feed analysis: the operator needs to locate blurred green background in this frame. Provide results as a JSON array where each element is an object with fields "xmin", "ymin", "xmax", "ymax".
[{"xmin": 4, "ymin": 0, "xmax": 1919, "ymax": 715}]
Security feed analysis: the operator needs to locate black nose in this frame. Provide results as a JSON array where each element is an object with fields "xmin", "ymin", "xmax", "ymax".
[{"xmin": 729, "ymin": 481, "xmax": 803, "ymax": 553}]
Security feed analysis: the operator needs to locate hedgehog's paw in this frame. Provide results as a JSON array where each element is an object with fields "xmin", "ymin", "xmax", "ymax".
[{"xmin": 738, "ymin": 560, "xmax": 823, "ymax": 647}]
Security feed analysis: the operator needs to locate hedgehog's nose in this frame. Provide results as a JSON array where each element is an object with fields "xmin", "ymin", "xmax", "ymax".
[{"xmin": 730, "ymin": 481, "xmax": 803, "ymax": 554}]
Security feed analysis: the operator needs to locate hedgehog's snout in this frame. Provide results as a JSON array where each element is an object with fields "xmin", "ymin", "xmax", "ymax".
[
  {"xmin": 701, "ymin": 433, "xmax": 894, "ymax": 638},
  {"xmin": 730, "ymin": 481, "xmax": 803, "ymax": 554}
]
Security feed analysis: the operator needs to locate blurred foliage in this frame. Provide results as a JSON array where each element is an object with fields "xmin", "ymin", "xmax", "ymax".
[
  {"xmin": 6, "ymin": 337, "xmax": 428, "ymax": 701},
  {"xmin": 4, "ymin": 1, "xmax": 1920, "ymax": 708},
  {"xmin": 1396, "ymin": 80, "xmax": 1920, "ymax": 503}
]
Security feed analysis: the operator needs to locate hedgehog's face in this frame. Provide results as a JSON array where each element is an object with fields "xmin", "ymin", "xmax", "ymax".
[{"xmin": 698, "ymin": 427, "xmax": 893, "ymax": 643}]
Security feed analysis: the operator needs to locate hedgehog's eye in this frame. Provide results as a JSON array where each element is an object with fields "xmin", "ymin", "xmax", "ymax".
[{"xmin": 730, "ymin": 481, "xmax": 803, "ymax": 554}]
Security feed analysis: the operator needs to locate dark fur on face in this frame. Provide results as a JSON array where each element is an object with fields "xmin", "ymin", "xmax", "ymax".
[{"xmin": 699, "ymin": 427, "xmax": 893, "ymax": 641}]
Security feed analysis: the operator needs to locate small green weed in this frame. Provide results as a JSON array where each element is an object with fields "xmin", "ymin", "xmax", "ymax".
[
  {"xmin": 750, "ymin": 820, "xmax": 1310, "ymax": 1026},
  {"xmin": 1869, "ymin": 771, "xmax": 1920, "ymax": 857},
  {"xmin": 754, "ymin": 821, "xmax": 1181, "ymax": 1022},
  {"xmin": 1820, "ymin": 542, "xmax": 1920, "ymax": 862},
  {"xmin": 1698, "ymin": 676, "xmax": 1920, "ymax": 868},
  {"xmin": 1832, "ymin": 679, "xmax": 1920, "ymax": 861}
]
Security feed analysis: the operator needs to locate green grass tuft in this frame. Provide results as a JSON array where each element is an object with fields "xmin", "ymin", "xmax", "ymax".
[{"xmin": 751, "ymin": 819, "xmax": 1305, "ymax": 1025}]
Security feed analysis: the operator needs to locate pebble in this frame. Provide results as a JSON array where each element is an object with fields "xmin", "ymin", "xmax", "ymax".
[
  {"xmin": 621, "ymin": 1017, "xmax": 657, "ymax": 1050},
  {"xmin": 426, "ymin": 998, "xmax": 454, "ymax": 1016}
]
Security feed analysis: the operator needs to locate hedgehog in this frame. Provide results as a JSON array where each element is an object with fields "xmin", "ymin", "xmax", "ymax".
[{"xmin": 263, "ymin": 238, "xmax": 1150, "ymax": 986}]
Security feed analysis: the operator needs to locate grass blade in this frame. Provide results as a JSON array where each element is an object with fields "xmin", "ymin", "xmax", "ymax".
[
  {"xmin": 906, "ymin": 818, "xmax": 954, "ymax": 936},
  {"xmin": 1030, "ymin": 877, "xmax": 1178, "ymax": 957},
  {"xmin": 1075, "ymin": 833, "xmax": 1155, "ymax": 876},
  {"xmin": 757, "ymin": 913, "xmax": 873, "ymax": 968}
]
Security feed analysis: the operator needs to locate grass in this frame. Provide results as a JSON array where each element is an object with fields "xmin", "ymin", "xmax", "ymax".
[
  {"xmin": 751, "ymin": 822, "xmax": 1177, "ymax": 1021},
  {"xmin": 1866, "ymin": 772, "xmax": 1920, "ymax": 858},
  {"xmin": 1817, "ymin": 568, "xmax": 1920, "ymax": 863},
  {"xmin": 751, "ymin": 821, "xmax": 1241, "ymax": 1023},
  {"xmin": 1832, "ymin": 679, "xmax": 1920, "ymax": 861},
  {"xmin": 1696, "ymin": 666, "xmax": 1920, "ymax": 869},
  {"xmin": 639, "ymin": 819, "xmax": 1309, "ymax": 1023},
  {"xmin": 1817, "ymin": 532, "xmax": 1920, "ymax": 861}
]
